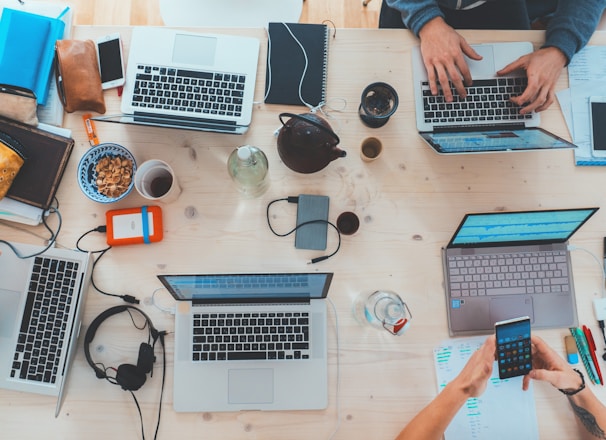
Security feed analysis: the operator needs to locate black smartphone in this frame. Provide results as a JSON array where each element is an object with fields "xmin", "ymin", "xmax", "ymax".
[
  {"xmin": 589, "ymin": 96, "xmax": 606, "ymax": 158},
  {"xmin": 96, "ymin": 33, "xmax": 125, "ymax": 90},
  {"xmin": 495, "ymin": 316, "xmax": 532, "ymax": 379}
]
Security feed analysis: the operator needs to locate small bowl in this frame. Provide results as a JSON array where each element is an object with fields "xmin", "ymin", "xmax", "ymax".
[{"xmin": 77, "ymin": 143, "xmax": 137, "ymax": 203}]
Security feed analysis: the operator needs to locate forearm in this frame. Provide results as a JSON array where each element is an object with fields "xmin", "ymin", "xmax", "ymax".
[
  {"xmin": 568, "ymin": 389, "xmax": 606, "ymax": 440},
  {"xmin": 544, "ymin": 0, "xmax": 605, "ymax": 63},
  {"xmin": 384, "ymin": 0, "xmax": 444, "ymax": 35},
  {"xmin": 395, "ymin": 382, "xmax": 468, "ymax": 440}
]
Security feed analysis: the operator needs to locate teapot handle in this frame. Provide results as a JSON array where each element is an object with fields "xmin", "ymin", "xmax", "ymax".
[{"xmin": 279, "ymin": 112, "xmax": 340, "ymax": 145}]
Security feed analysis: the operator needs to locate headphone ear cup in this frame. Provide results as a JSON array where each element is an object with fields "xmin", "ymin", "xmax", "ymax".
[
  {"xmin": 136, "ymin": 343, "xmax": 155, "ymax": 375},
  {"xmin": 116, "ymin": 363, "xmax": 147, "ymax": 391}
]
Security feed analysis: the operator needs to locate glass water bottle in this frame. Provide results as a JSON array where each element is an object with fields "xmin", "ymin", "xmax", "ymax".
[{"xmin": 227, "ymin": 145, "xmax": 269, "ymax": 197}]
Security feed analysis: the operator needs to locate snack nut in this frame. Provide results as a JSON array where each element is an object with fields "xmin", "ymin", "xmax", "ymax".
[{"xmin": 95, "ymin": 155, "xmax": 133, "ymax": 198}]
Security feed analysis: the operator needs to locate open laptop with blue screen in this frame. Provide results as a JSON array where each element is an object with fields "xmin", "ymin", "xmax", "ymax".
[
  {"xmin": 157, "ymin": 272, "xmax": 333, "ymax": 412},
  {"xmin": 412, "ymin": 42, "xmax": 577, "ymax": 154},
  {"xmin": 442, "ymin": 208, "xmax": 598, "ymax": 335}
]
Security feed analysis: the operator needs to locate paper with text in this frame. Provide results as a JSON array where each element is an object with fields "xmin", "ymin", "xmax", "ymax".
[{"xmin": 434, "ymin": 336, "xmax": 539, "ymax": 440}]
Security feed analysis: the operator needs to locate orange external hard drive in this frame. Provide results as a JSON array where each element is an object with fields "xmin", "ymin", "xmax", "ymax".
[{"xmin": 105, "ymin": 205, "xmax": 163, "ymax": 246}]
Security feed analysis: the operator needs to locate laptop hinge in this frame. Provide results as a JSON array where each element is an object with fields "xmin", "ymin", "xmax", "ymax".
[
  {"xmin": 133, "ymin": 111, "xmax": 239, "ymax": 130},
  {"xmin": 431, "ymin": 122, "xmax": 526, "ymax": 133}
]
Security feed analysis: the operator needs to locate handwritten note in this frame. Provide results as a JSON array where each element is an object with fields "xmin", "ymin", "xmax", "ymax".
[{"xmin": 434, "ymin": 336, "xmax": 539, "ymax": 440}]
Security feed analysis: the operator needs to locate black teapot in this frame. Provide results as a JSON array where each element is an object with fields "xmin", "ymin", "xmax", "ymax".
[{"xmin": 277, "ymin": 113, "xmax": 346, "ymax": 174}]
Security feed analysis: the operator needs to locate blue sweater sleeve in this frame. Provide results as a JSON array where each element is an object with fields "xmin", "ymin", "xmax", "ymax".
[
  {"xmin": 385, "ymin": 0, "xmax": 605, "ymax": 60},
  {"xmin": 543, "ymin": 0, "xmax": 606, "ymax": 63},
  {"xmin": 384, "ymin": 0, "xmax": 445, "ymax": 36}
]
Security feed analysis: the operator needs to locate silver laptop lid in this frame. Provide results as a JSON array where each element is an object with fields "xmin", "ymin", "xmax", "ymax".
[
  {"xmin": 118, "ymin": 27, "xmax": 259, "ymax": 133},
  {"xmin": 419, "ymin": 126, "xmax": 577, "ymax": 154},
  {"xmin": 158, "ymin": 273, "xmax": 333, "ymax": 303}
]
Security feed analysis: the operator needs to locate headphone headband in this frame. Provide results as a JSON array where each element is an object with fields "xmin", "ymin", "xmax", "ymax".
[{"xmin": 84, "ymin": 305, "xmax": 159, "ymax": 380}]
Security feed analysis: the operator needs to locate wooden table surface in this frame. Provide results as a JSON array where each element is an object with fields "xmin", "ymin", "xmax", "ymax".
[{"xmin": 2, "ymin": 26, "xmax": 606, "ymax": 439}]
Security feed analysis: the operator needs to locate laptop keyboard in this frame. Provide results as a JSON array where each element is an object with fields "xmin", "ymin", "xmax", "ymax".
[
  {"xmin": 11, "ymin": 256, "xmax": 78, "ymax": 384},
  {"xmin": 447, "ymin": 250, "xmax": 569, "ymax": 297},
  {"xmin": 131, "ymin": 64, "xmax": 246, "ymax": 117},
  {"xmin": 192, "ymin": 312, "xmax": 310, "ymax": 362},
  {"xmin": 422, "ymin": 78, "xmax": 533, "ymax": 125}
]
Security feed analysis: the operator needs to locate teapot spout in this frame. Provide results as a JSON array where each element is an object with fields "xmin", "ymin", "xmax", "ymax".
[{"xmin": 332, "ymin": 147, "xmax": 347, "ymax": 160}]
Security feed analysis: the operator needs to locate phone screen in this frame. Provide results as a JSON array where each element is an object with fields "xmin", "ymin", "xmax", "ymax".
[
  {"xmin": 591, "ymin": 101, "xmax": 606, "ymax": 151},
  {"xmin": 98, "ymin": 38, "xmax": 123, "ymax": 83},
  {"xmin": 495, "ymin": 317, "xmax": 531, "ymax": 379}
]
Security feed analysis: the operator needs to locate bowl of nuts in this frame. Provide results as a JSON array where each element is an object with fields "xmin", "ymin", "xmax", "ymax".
[{"xmin": 77, "ymin": 143, "xmax": 136, "ymax": 203}]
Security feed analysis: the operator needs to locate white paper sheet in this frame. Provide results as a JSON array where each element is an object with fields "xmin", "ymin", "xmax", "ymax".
[{"xmin": 434, "ymin": 336, "xmax": 539, "ymax": 440}]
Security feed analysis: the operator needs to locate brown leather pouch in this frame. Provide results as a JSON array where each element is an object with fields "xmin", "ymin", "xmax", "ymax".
[
  {"xmin": 0, "ymin": 85, "xmax": 38, "ymax": 125},
  {"xmin": 0, "ymin": 131, "xmax": 26, "ymax": 199},
  {"xmin": 55, "ymin": 39, "xmax": 106, "ymax": 114}
]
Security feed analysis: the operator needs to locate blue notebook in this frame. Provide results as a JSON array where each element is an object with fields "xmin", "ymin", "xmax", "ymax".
[{"xmin": 0, "ymin": 8, "xmax": 65, "ymax": 105}]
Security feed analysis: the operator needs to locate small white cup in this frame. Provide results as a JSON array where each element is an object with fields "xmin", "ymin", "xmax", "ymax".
[{"xmin": 134, "ymin": 159, "xmax": 181, "ymax": 203}]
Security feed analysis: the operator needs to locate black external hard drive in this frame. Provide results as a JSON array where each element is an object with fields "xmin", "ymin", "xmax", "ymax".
[{"xmin": 294, "ymin": 194, "xmax": 329, "ymax": 250}]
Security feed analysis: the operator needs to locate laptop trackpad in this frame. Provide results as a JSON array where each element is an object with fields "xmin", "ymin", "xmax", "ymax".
[
  {"xmin": 466, "ymin": 45, "xmax": 496, "ymax": 77},
  {"xmin": 0, "ymin": 288, "xmax": 21, "ymax": 337},
  {"xmin": 489, "ymin": 296, "xmax": 534, "ymax": 324},
  {"xmin": 228, "ymin": 369, "xmax": 274, "ymax": 404}
]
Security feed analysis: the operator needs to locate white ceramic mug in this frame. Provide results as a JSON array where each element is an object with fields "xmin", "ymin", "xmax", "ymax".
[{"xmin": 134, "ymin": 159, "xmax": 181, "ymax": 203}]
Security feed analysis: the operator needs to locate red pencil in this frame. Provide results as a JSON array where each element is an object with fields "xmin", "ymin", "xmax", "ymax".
[{"xmin": 583, "ymin": 325, "xmax": 604, "ymax": 385}]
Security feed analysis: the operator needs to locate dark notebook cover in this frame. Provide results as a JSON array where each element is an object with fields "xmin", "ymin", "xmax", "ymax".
[
  {"xmin": 1, "ymin": 116, "xmax": 74, "ymax": 210},
  {"xmin": 264, "ymin": 22, "xmax": 329, "ymax": 107}
]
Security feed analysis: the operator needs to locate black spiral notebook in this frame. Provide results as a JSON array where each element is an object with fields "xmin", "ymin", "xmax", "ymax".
[{"xmin": 264, "ymin": 22, "xmax": 329, "ymax": 107}]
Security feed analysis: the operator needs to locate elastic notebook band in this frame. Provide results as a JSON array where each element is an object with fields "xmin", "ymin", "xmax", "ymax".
[{"xmin": 141, "ymin": 206, "xmax": 151, "ymax": 244}]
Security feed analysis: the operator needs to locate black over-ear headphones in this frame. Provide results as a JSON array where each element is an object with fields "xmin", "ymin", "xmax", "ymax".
[{"xmin": 84, "ymin": 305, "xmax": 161, "ymax": 391}]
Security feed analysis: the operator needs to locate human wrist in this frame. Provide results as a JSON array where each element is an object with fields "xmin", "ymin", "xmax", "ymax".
[
  {"xmin": 418, "ymin": 16, "xmax": 447, "ymax": 40},
  {"xmin": 447, "ymin": 375, "xmax": 477, "ymax": 401},
  {"xmin": 558, "ymin": 369, "xmax": 586, "ymax": 396},
  {"xmin": 539, "ymin": 45, "xmax": 569, "ymax": 67}
]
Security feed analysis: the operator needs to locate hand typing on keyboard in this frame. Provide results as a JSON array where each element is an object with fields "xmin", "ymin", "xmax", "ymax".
[
  {"xmin": 416, "ymin": 18, "xmax": 568, "ymax": 115},
  {"xmin": 496, "ymin": 47, "xmax": 567, "ymax": 115},
  {"xmin": 418, "ymin": 17, "xmax": 481, "ymax": 102}
]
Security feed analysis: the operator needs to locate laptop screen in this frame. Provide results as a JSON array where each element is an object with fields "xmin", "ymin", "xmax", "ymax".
[
  {"xmin": 421, "ymin": 127, "xmax": 576, "ymax": 154},
  {"xmin": 448, "ymin": 208, "xmax": 598, "ymax": 248},
  {"xmin": 158, "ymin": 273, "xmax": 333, "ymax": 302}
]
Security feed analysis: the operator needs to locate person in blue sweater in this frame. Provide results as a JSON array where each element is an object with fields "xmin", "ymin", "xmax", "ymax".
[{"xmin": 380, "ymin": 0, "xmax": 606, "ymax": 114}]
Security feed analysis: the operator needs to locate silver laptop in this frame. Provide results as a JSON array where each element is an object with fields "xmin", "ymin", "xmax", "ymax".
[
  {"xmin": 94, "ymin": 27, "xmax": 260, "ymax": 134},
  {"xmin": 157, "ymin": 272, "xmax": 333, "ymax": 412},
  {"xmin": 0, "ymin": 241, "xmax": 92, "ymax": 416},
  {"xmin": 412, "ymin": 42, "xmax": 576, "ymax": 154},
  {"xmin": 442, "ymin": 208, "xmax": 598, "ymax": 336}
]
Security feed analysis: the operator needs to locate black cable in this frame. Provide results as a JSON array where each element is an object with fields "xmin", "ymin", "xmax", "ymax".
[
  {"xmin": 129, "ymin": 390, "xmax": 146, "ymax": 440},
  {"xmin": 76, "ymin": 226, "xmax": 139, "ymax": 304},
  {"xmin": 0, "ymin": 197, "xmax": 62, "ymax": 258},
  {"xmin": 153, "ymin": 332, "xmax": 167, "ymax": 440},
  {"xmin": 266, "ymin": 197, "xmax": 341, "ymax": 264},
  {"xmin": 124, "ymin": 333, "xmax": 166, "ymax": 440}
]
